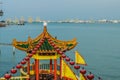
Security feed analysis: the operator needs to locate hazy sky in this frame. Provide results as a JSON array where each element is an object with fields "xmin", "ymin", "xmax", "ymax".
[{"xmin": 1, "ymin": 0, "xmax": 120, "ymax": 20}]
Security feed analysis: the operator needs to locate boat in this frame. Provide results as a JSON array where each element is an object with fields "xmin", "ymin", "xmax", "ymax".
[
  {"xmin": 0, "ymin": 2, "xmax": 6, "ymax": 27},
  {"xmin": 0, "ymin": 22, "xmax": 102, "ymax": 80},
  {"xmin": 0, "ymin": 21, "xmax": 6, "ymax": 27},
  {"xmin": 0, "ymin": 10, "xmax": 6, "ymax": 27}
]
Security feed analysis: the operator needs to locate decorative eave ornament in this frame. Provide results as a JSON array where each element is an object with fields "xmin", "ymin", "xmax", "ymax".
[{"xmin": 12, "ymin": 22, "xmax": 78, "ymax": 57}]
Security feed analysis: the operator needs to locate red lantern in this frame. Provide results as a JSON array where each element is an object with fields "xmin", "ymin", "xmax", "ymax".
[
  {"xmin": 16, "ymin": 64, "xmax": 22, "ymax": 69},
  {"xmin": 36, "ymin": 45, "xmax": 40, "ymax": 49},
  {"xmin": 49, "ymin": 41, "xmax": 53, "ymax": 44},
  {"xmin": 69, "ymin": 61, "xmax": 75, "ymax": 65},
  {"xmin": 56, "ymin": 48, "xmax": 60, "ymax": 52},
  {"xmin": 42, "ymin": 39, "xmax": 45, "ymax": 41},
  {"xmin": 4, "ymin": 72, "xmax": 11, "ymax": 79},
  {"xmin": 87, "ymin": 72, "xmax": 94, "ymax": 80},
  {"xmin": 51, "ymin": 43, "xmax": 55, "ymax": 46},
  {"xmin": 40, "ymin": 40, "xmax": 44, "ymax": 44},
  {"xmin": 25, "ymin": 57, "xmax": 30, "ymax": 61},
  {"xmin": 48, "ymin": 38, "xmax": 51, "ymax": 42},
  {"xmin": 80, "ymin": 67, "xmax": 86, "ymax": 74},
  {"xmin": 74, "ymin": 65, "xmax": 80, "ymax": 69},
  {"xmin": 62, "ymin": 54, "xmax": 66, "ymax": 58},
  {"xmin": 33, "ymin": 47, "xmax": 38, "ymax": 51},
  {"xmin": 65, "ymin": 57, "xmax": 70, "ymax": 61},
  {"xmin": 32, "ymin": 50, "xmax": 36, "ymax": 54},
  {"xmin": 21, "ymin": 60, "xmax": 26, "ymax": 65},
  {"xmin": 11, "ymin": 68, "xmax": 17, "ymax": 74},
  {"xmin": 53, "ymin": 45, "xmax": 58, "ymax": 49},
  {"xmin": 38, "ymin": 42, "xmax": 42, "ymax": 46},
  {"xmin": 28, "ymin": 54, "xmax": 33, "ymax": 57},
  {"xmin": 59, "ymin": 51, "xmax": 63, "ymax": 55}
]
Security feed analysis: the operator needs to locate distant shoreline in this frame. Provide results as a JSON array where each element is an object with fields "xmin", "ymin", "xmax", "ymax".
[{"xmin": 4, "ymin": 19, "xmax": 120, "ymax": 25}]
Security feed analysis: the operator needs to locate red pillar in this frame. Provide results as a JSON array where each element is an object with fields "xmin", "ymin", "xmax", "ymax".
[
  {"xmin": 60, "ymin": 57, "xmax": 62, "ymax": 79},
  {"xmin": 54, "ymin": 59, "xmax": 57, "ymax": 80},
  {"xmin": 35, "ymin": 59, "xmax": 39, "ymax": 80},
  {"xmin": 50, "ymin": 59, "xmax": 52, "ymax": 73},
  {"xmin": 26, "ymin": 59, "xmax": 30, "ymax": 80},
  {"xmin": 27, "ymin": 59, "xmax": 30, "ymax": 75}
]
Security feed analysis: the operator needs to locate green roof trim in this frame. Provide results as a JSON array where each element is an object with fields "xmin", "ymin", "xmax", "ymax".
[
  {"xmin": 66, "ymin": 44, "xmax": 73, "ymax": 47},
  {"xmin": 39, "ymin": 39, "xmax": 54, "ymax": 50},
  {"xmin": 17, "ymin": 44, "xmax": 29, "ymax": 48}
]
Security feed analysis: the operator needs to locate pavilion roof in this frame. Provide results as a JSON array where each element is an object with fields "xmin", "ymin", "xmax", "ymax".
[{"xmin": 12, "ymin": 25, "xmax": 77, "ymax": 54}]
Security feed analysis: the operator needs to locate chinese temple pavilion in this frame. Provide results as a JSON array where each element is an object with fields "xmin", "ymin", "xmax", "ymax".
[
  {"xmin": 12, "ymin": 22, "xmax": 78, "ymax": 80},
  {"xmin": 1, "ymin": 22, "xmax": 101, "ymax": 80}
]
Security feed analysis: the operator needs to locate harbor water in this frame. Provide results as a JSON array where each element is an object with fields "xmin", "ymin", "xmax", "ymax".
[{"xmin": 0, "ymin": 22, "xmax": 120, "ymax": 80}]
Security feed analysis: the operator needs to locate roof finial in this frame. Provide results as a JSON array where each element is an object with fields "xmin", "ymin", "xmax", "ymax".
[
  {"xmin": 43, "ymin": 21, "xmax": 47, "ymax": 33},
  {"xmin": 43, "ymin": 21, "xmax": 47, "ymax": 27}
]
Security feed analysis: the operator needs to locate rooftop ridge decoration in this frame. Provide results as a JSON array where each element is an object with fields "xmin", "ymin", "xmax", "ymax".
[{"xmin": 12, "ymin": 22, "xmax": 78, "ymax": 55}]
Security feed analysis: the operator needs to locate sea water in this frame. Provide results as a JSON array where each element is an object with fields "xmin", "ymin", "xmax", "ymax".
[{"xmin": 0, "ymin": 22, "xmax": 120, "ymax": 80}]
